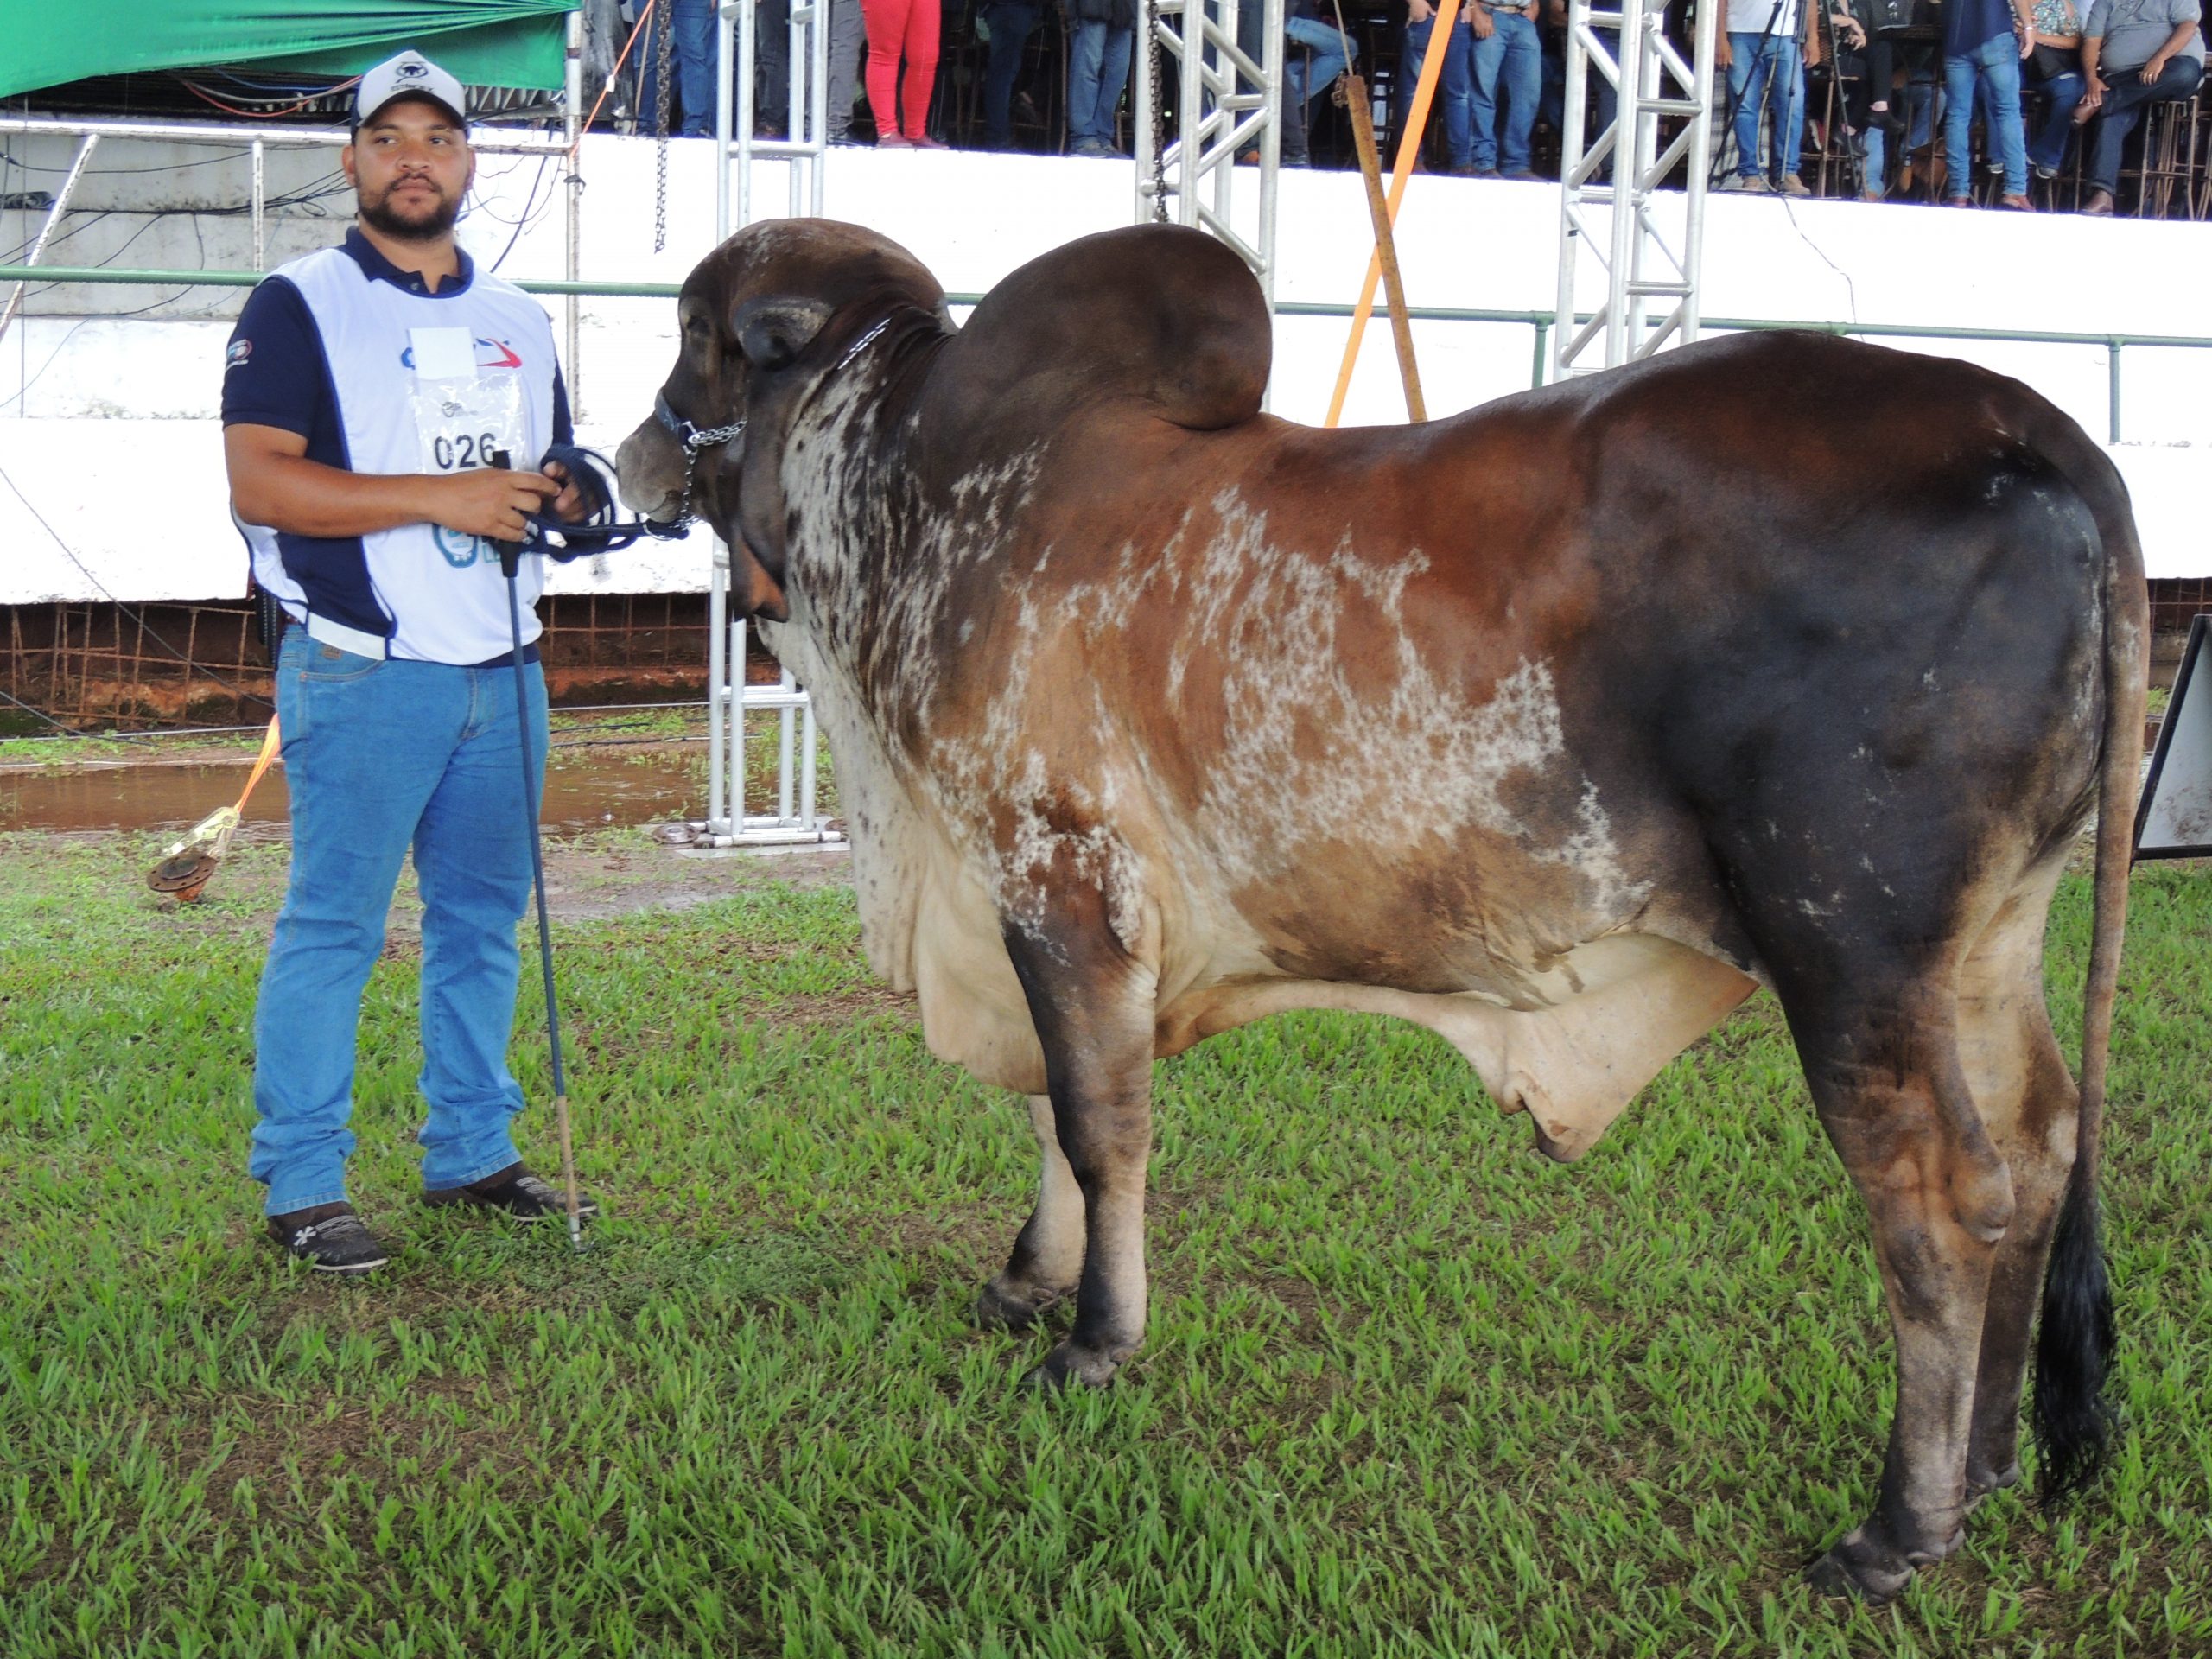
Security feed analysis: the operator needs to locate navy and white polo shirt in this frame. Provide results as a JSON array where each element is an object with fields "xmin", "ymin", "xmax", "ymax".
[{"xmin": 222, "ymin": 227, "xmax": 573, "ymax": 665}]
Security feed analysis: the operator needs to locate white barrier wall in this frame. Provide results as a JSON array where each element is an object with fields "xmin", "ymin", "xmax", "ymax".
[{"xmin": 4, "ymin": 133, "xmax": 2208, "ymax": 602}]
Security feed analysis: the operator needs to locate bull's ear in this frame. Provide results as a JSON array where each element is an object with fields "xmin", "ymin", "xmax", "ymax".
[{"xmin": 733, "ymin": 296, "xmax": 834, "ymax": 372}]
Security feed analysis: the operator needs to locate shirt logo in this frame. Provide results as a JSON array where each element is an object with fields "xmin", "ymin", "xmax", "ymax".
[
  {"xmin": 397, "ymin": 337, "xmax": 524, "ymax": 371},
  {"xmin": 226, "ymin": 339, "xmax": 252, "ymax": 369}
]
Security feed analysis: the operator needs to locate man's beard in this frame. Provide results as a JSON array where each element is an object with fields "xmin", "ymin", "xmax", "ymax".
[{"xmin": 359, "ymin": 181, "xmax": 460, "ymax": 242}]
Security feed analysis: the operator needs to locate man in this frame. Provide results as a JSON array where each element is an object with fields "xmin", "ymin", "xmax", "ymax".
[
  {"xmin": 1282, "ymin": 0, "xmax": 1358, "ymax": 167},
  {"xmin": 223, "ymin": 51, "xmax": 601, "ymax": 1274},
  {"xmin": 1469, "ymin": 0, "xmax": 1543, "ymax": 180},
  {"xmin": 1941, "ymin": 0, "xmax": 2035, "ymax": 207},
  {"xmin": 1401, "ymin": 0, "xmax": 1478, "ymax": 175},
  {"xmin": 1066, "ymin": 0, "xmax": 1138, "ymax": 158},
  {"xmin": 2075, "ymin": 0, "xmax": 2204, "ymax": 213},
  {"xmin": 980, "ymin": 0, "xmax": 1044, "ymax": 149},
  {"xmin": 1719, "ymin": 0, "xmax": 1813, "ymax": 193}
]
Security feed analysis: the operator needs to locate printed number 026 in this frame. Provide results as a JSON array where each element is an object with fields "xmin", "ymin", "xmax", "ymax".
[{"xmin": 433, "ymin": 431, "xmax": 501, "ymax": 472}]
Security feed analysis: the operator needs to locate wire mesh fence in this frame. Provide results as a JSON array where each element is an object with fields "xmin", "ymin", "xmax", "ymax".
[{"xmin": 1, "ymin": 591, "xmax": 726, "ymax": 732}]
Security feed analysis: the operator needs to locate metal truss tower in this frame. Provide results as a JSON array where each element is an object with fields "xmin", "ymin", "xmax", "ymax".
[
  {"xmin": 1553, "ymin": 0, "xmax": 1718, "ymax": 376},
  {"xmin": 1131, "ymin": 0, "xmax": 1287, "ymax": 302},
  {"xmin": 715, "ymin": 0, "xmax": 832, "ymax": 236}
]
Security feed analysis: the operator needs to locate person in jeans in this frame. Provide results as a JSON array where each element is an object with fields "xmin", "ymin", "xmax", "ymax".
[
  {"xmin": 1720, "ymin": 0, "xmax": 1812, "ymax": 192},
  {"xmin": 223, "ymin": 54, "xmax": 601, "ymax": 1274},
  {"xmin": 1942, "ymin": 0, "xmax": 2035, "ymax": 207},
  {"xmin": 1282, "ymin": 0, "xmax": 1357, "ymax": 166},
  {"xmin": 1471, "ymin": 0, "xmax": 1543, "ymax": 177},
  {"xmin": 1399, "ymin": 0, "xmax": 1478, "ymax": 173},
  {"xmin": 2074, "ymin": 0, "xmax": 2205, "ymax": 212},
  {"xmin": 981, "ymin": 0, "xmax": 1043, "ymax": 148},
  {"xmin": 1067, "ymin": 0, "xmax": 1138, "ymax": 156},
  {"xmin": 2022, "ymin": 0, "xmax": 2087, "ymax": 180},
  {"xmin": 630, "ymin": 0, "xmax": 719, "ymax": 133}
]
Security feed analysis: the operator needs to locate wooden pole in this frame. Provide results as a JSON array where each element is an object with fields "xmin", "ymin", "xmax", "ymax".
[
  {"xmin": 1338, "ymin": 72, "xmax": 1425, "ymax": 422},
  {"xmin": 1321, "ymin": 0, "xmax": 1463, "ymax": 428}
]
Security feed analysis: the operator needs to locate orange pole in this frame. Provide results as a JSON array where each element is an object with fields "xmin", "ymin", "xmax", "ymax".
[{"xmin": 1322, "ymin": 0, "xmax": 1464, "ymax": 429}]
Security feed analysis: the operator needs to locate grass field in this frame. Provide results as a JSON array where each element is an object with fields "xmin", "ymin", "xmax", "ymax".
[{"xmin": 3, "ymin": 830, "xmax": 2209, "ymax": 1657}]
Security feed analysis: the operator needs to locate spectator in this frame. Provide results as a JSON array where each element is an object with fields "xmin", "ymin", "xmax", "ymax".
[
  {"xmin": 1942, "ymin": 0, "xmax": 2034, "ymax": 207},
  {"xmin": 2075, "ymin": 0, "xmax": 2205, "ymax": 212},
  {"xmin": 1282, "ymin": 0, "xmax": 1358, "ymax": 168},
  {"xmin": 862, "ymin": 0, "xmax": 945, "ymax": 144},
  {"xmin": 1471, "ymin": 0, "xmax": 1543, "ymax": 179},
  {"xmin": 2023, "ymin": 0, "xmax": 2087, "ymax": 181},
  {"xmin": 1398, "ymin": 0, "xmax": 1478, "ymax": 172},
  {"xmin": 1066, "ymin": 0, "xmax": 1138, "ymax": 156},
  {"xmin": 1539, "ymin": 0, "xmax": 1618, "ymax": 181},
  {"xmin": 757, "ymin": 0, "xmax": 791, "ymax": 138},
  {"xmin": 1719, "ymin": 0, "xmax": 1813, "ymax": 193},
  {"xmin": 825, "ymin": 0, "xmax": 868, "ymax": 143},
  {"xmin": 1840, "ymin": 1, "xmax": 1939, "ymax": 197},
  {"xmin": 981, "ymin": 0, "xmax": 1043, "ymax": 149},
  {"xmin": 631, "ymin": 0, "xmax": 719, "ymax": 134}
]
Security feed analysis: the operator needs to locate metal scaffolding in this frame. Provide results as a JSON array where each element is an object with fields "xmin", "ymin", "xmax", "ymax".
[
  {"xmin": 715, "ymin": 0, "xmax": 831, "ymax": 236},
  {"xmin": 1131, "ymin": 0, "xmax": 1287, "ymax": 302},
  {"xmin": 698, "ymin": 0, "xmax": 840, "ymax": 844},
  {"xmin": 1552, "ymin": 0, "xmax": 1718, "ymax": 376}
]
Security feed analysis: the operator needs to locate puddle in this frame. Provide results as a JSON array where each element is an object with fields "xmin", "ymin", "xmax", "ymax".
[{"xmin": 0, "ymin": 750, "xmax": 705, "ymax": 836}]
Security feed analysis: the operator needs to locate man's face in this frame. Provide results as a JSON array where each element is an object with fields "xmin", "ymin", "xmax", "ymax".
[{"xmin": 344, "ymin": 98, "xmax": 474, "ymax": 242}]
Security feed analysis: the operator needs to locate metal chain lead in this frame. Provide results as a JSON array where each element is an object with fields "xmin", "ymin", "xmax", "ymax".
[
  {"xmin": 653, "ymin": 0, "xmax": 673, "ymax": 251},
  {"xmin": 1146, "ymin": 0, "xmax": 1167, "ymax": 222}
]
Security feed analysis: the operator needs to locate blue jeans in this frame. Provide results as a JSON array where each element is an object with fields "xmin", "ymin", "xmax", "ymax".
[
  {"xmin": 2027, "ymin": 69, "xmax": 2085, "ymax": 174},
  {"xmin": 982, "ymin": 0, "xmax": 1042, "ymax": 145},
  {"xmin": 1727, "ymin": 30, "xmax": 1804, "ymax": 179},
  {"xmin": 1944, "ymin": 34, "xmax": 2026, "ymax": 198},
  {"xmin": 632, "ymin": 0, "xmax": 720, "ymax": 135},
  {"xmin": 2084, "ymin": 54, "xmax": 2203, "ymax": 193},
  {"xmin": 1069, "ymin": 21, "xmax": 1135, "ymax": 145},
  {"xmin": 1284, "ymin": 16, "xmax": 1356, "ymax": 162},
  {"xmin": 1399, "ymin": 16, "xmax": 1476, "ymax": 166},
  {"xmin": 1861, "ymin": 73, "xmax": 1935, "ymax": 194},
  {"xmin": 1471, "ymin": 10, "xmax": 1541, "ymax": 173},
  {"xmin": 251, "ymin": 631, "xmax": 548, "ymax": 1216}
]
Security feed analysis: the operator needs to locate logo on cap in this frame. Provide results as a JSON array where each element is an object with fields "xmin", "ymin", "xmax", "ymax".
[{"xmin": 396, "ymin": 61, "xmax": 429, "ymax": 81}]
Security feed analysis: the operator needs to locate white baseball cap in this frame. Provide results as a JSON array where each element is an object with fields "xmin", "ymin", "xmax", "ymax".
[{"xmin": 353, "ymin": 50, "xmax": 469, "ymax": 129}]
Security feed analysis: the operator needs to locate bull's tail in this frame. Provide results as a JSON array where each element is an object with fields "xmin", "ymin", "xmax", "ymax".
[{"xmin": 2031, "ymin": 465, "xmax": 2146, "ymax": 1503}]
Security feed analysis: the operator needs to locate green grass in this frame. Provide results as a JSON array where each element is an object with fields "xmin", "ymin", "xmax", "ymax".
[{"xmin": 3, "ymin": 834, "xmax": 2209, "ymax": 1657}]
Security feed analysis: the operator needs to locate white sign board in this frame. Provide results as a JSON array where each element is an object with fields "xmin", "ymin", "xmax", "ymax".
[{"xmin": 2136, "ymin": 613, "xmax": 2212, "ymax": 860}]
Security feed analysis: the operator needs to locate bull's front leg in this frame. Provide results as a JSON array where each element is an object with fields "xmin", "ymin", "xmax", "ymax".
[
  {"xmin": 994, "ymin": 874, "xmax": 1159, "ymax": 1390},
  {"xmin": 975, "ymin": 1093, "xmax": 1087, "ymax": 1331}
]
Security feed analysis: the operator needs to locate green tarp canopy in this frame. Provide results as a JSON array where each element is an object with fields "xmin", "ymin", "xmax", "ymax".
[{"xmin": 1, "ymin": 1, "xmax": 578, "ymax": 103}]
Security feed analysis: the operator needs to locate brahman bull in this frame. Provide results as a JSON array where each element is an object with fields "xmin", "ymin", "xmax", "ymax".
[{"xmin": 616, "ymin": 219, "xmax": 2143, "ymax": 1602}]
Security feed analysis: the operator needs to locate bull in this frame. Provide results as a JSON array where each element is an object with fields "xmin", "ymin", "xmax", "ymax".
[{"xmin": 616, "ymin": 219, "xmax": 2143, "ymax": 1601}]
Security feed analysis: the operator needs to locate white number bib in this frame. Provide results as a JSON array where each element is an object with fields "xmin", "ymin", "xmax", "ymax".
[{"xmin": 409, "ymin": 327, "xmax": 529, "ymax": 570}]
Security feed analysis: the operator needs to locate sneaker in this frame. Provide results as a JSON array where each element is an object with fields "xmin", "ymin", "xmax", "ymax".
[
  {"xmin": 1777, "ymin": 175, "xmax": 1811, "ymax": 197},
  {"xmin": 1719, "ymin": 173, "xmax": 1772, "ymax": 193},
  {"xmin": 269, "ymin": 1204, "xmax": 390, "ymax": 1274},
  {"xmin": 2032, "ymin": 162, "xmax": 2058, "ymax": 181},
  {"xmin": 1502, "ymin": 168, "xmax": 1542, "ymax": 181},
  {"xmin": 1471, "ymin": 166, "xmax": 1500, "ymax": 179},
  {"xmin": 424, "ymin": 1162, "xmax": 600, "ymax": 1222}
]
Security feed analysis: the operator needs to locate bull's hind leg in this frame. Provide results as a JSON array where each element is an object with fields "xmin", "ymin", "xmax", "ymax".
[
  {"xmin": 976, "ymin": 1093, "xmax": 1087, "ymax": 1331},
  {"xmin": 1785, "ymin": 980, "xmax": 2016, "ymax": 1603},
  {"xmin": 1955, "ymin": 867, "xmax": 2081, "ymax": 1509},
  {"xmin": 995, "ymin": 861, "xmax": 1160, "ymax": 1389}
]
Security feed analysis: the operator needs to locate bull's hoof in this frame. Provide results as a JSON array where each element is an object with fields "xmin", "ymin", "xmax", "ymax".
[
  {"xmin": 1964, "ymin": 1461, "xmax": 2021, "ymax": 1513},
  {"xmin": 975, "ymin": 1274, "xmax": 1065, "ymax": 1332},
  {"xmin": 1021, "ymin": 1340, "xmax": 1123, "ymax": 1391},
  {"xmin": 1804, "ymin": 1524, "xmax": 1962, "ymax": 1604}
]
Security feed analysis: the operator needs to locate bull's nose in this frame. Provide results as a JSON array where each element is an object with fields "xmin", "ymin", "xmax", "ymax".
[{"xmin": 613, "ymin": 429, "xmax": 685, "ymax": 522}]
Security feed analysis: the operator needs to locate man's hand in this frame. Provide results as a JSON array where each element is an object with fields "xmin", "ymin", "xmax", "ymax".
[
  {"xmin": 1715, "ymin": 30, "xmax": 1732, "ymax": 68},
  {"xmin": 543, "ymin": 460, "xmax": 593, "ymax": 525},
  {"xmin": 2139, "ymin": 49, "xmax": 2170, "ymax": 79},
  {"xmin": 1408, "ymin": 0, "xmax": 1434, "ymax": 24},
  {"xmin": 1470, "ymin": 5, "xmax": 1496, "ymax": 37},
  {"xmin": 427, "ymin": 467, "xmax": 562, "ymax": 542},
  {"xmin": 2018, "ymin": 20, "xmax": 2037, "ymax": 54}
]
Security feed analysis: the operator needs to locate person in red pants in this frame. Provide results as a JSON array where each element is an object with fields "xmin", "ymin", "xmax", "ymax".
[{"xmin": 862, "ymin": 0, "xmax": 946, "ymax": 143}]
